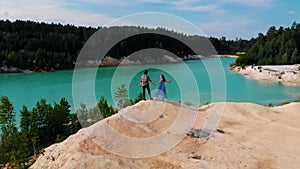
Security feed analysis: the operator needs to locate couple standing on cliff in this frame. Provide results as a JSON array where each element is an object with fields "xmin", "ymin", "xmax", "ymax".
[{"xmin": 140, "ymin": 70, "xmax": 172, "ymax": 100}]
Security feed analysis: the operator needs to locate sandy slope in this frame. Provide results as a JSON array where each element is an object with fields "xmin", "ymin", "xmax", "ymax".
[
  {"xmin": 232, "ymin": 65, "xmax": 300, "ymax": 85},
  {"xmin": 30, "ymin": 101, "xmax": 300, "ymax": 169}
]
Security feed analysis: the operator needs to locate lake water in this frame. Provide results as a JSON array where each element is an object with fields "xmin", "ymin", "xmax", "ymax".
[{"xmin": 1, "ymin": 58, "xmax": 300, "ymax": 125}]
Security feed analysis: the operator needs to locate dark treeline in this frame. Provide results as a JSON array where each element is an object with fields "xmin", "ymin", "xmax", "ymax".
[
  {"xmin": 0, "ymin": 20, "xmax": 95, "ymax": 71},
  {"xmin": 106, "ymin": 32, "xmax": 195, "ymax": 60},
  {"xmin": 0, "ymin": 20, "xmax": 251, "ymax": 72},
  {"xmin": 209, "ymin": 36, "xmax": 255, "ymax": 54},
  {"xmin": 0, "ymin": 85, "xmax": 143, "ymax": 168},
  {"xmin": 0, "ymin": 96, "xmax": 81, "ymax": 168},
  {"xmin": 236, "ymin": 22, "xmax": 300, "ymax": 65},
  {"xmin": 0, "ymin": 96, "xmax": 119, "ymax": 168},
  {"xmin": 2, "ymin": 19, "xmax": 299, "ymax": 70}
]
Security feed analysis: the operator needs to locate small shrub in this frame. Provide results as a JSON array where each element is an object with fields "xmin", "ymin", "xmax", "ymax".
[
  {"xmin": 184, "ymin": 101, "xmax": 192, "ymax": 106},
  {"xmin": 134, "ymin": 92, "xmax": 144, "ymax": 104},
  {"xmin": 241, "ymin": 64, "xmax": 246, "ymax": 70},
  {"xmin": 216, "ymin": 129, "xmax": 225, "ymax": 134},
  {"xmin": 115, "ymin": 84, "xmax": 130, "ymax": 109},
  {"xmin": 268, "ymin": 103, "xmax": 273, "ymax": 107}
]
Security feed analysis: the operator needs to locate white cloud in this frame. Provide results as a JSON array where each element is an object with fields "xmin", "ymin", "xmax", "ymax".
[
  {"xmin": 199, "ymin": 18, "xmax": 258, "ymax": 39},
  {"xmin": 172, "ymin": 0, "xmax": 274, "ymax": 13},
  {"xmin": 76, "ymin": 0, "xmax": 134, "ymax": 6},
  {"xmin": 137, "ymin": 0, "xmax": 165, "ymax": 3},
  {"xmin": 288, "ymin": 10, "xmax": 295, "ymax": 15},
  {"xmin": 221, "ymin": 0, "xmax": 274, "ymax": 7},
  {"xmin": 176, "ymin": 4, "xmax": 217, "ymax": 12},
  {"xmin": 0, "ymin": 0, "xmax": 114, "ymax": 27},
  {"xmin": 173, "ymin": 0, "xmax": 198, "ymax": 6},
  {"xmin": 172, "ymin": 0, "xmax": 219, "ymax": 12}
]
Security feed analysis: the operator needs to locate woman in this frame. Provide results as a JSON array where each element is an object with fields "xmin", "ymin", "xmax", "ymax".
[{"xmin": 155, "ymin": 74, "xmax": 172, "ymax": 100}]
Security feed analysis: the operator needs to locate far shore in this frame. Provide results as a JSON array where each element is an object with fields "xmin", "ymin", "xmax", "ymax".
[
  {"xmin": 214, "ymin": 54, "xmax": 239, "ymax": 58},
  {"xmin": 0, "ymin": 55, "xmax": 239, "ymax": 74},
  {"xmin": 0, "ymin": 66, "xmax": 62, "ymax": 74},
  {"xmin": 231, "ymin": 64, "xmax": 300, "ymax": 85}
]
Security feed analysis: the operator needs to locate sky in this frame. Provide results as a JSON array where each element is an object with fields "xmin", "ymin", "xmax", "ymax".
[{"xmin": 0, "ymin": 0, "xmax": 299, "ymax": 39}]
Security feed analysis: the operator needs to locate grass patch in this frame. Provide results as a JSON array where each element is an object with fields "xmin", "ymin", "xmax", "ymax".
[{"xmin": 184, "ymin": 101, "xmax": 192, "ymax": 106}]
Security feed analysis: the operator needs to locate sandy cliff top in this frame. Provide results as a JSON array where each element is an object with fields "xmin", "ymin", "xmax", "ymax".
[{"xmin": 31, "ymin": 101, "xmax": 300, "ymax": 169}]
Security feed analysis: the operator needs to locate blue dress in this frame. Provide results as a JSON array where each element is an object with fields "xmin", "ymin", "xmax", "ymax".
[{"xmin": 155, "ymin": 78, "xmax": 167, "ymax": 99}]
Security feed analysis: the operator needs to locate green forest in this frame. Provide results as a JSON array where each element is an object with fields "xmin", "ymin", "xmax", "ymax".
[
  {"xmin": 0, "ymin": 84, "xmax": 142, "ymax": 168},
  {"xmin": 1, "ymin": 20, "xmax": 300, "ymax": 73},
  {"xmin": 0, "ymin": 20, "xmax": 95, "ymax": 72},
  {"xmin": 236, "ymin": 22, "xmax": 300, "ymax": 65},
  {"xmin": 0, "ymin": 20, "xmax": 252, "ymax": 72},
  {"xmin": 0, "ymin": 96, "xmax": 81, "ymax": 168}
]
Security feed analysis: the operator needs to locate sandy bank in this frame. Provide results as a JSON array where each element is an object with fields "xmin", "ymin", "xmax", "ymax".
[
  {"xmin": 31, "ymin": 101, "xmax": 300, "ymax": 169},
  {"xmin": 214, "ymin": 54, "xmax": 239, "ymax": 58},
  {"xmin": 232, "ymin": 64, "xmax": 300, "ymax": 85}
]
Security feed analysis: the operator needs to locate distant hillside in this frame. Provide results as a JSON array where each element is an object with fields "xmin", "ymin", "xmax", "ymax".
[
  {"xmin": 0, "ymin": 20, "xmax": 250, "ymax": 72},
  {"xmin": 236, "ymin": 22, "xmax": 300, "ymax": 65}
]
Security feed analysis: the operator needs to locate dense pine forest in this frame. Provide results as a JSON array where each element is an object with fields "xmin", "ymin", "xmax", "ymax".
[
  {"xmin": 1, "ymin": 20, "xmax": 300, "ymax": 72},
  {"xmin": 236, "ymin": 22, "xmax": 300, "ymax": 65},
  {"xmin": 0, "ymin": 96, "xmax": 81, "ymax": 168},
  {"xmin": 0, "ymin": 95, "xmax": 117, "ymax": 168},
  {"xmin": 0, "ymin": 20, "xmax": 252, "ymax": 72},
  {"xmin": 0, "ymin": 20, "xmax": 95, "ymax": 72},
  {"xmin": 0, "ymin": 84, "xmax": 141, "ymax": 168}
]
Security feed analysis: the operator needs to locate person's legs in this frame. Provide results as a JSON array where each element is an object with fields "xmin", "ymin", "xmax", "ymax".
[
  {"xmin": 146, "ymin": 85, "xmax": 152, "ymax": 99},
  {"xmin": 154, "ymin": 90, "xmax": 160, "ymax": 99},
  {"xmin": 163, "ymin": 89, "xmax": 167, "ymax": 100},
  {"xmin": 142, "ymin": 86, "xmax": 146, "ymax": 100}
]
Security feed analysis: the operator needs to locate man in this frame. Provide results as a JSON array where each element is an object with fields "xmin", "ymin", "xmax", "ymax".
[{"xmin": 140, "ymin": 70, "xmax": 156, "ymax": 100}]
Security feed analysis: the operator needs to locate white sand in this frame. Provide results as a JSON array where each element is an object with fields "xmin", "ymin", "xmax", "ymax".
[
  {"xmin": 215, "ymin": 54, "xmax": 239, "ymax": 58},
  {"xmin": 31, "ymin": 101, "xmax": 300, "ymax": 169},
  {"xmin": 232, "ymin": 64, "xmax": 300, "ymax": 85}
]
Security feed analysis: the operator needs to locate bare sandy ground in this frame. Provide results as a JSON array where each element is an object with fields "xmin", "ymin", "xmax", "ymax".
[
  {"xmin": 232, "ymin": 64, "xmax": 300, "ymax": 85},
  {"xmin": 30, "ymin": 101, "xmax": 300, "ymax": 169},
  {"xmin": 215, "ymin": 54, "xmax": 239, "ymax": 58}
]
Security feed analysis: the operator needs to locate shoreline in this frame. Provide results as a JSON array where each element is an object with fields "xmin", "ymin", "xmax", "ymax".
[
  {"xmin": 0, "ymin": 66, "xmax": 56, "ymax": 74},
  {"xmin": 231, "ymin": 64, "xmax": 300, "ymax": 85},
  {"xmin": 0, "ymin": 56, "xmax": 238, "ymax": 74},
  {"xmin": 214, "ymin": 54, "xmax": 239, "ymax": 58}
]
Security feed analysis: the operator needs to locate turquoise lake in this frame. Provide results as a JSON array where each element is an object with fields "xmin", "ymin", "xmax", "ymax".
[{"xmin": 1, "ymin": 58, "xmax": 300, "ymax": 125}]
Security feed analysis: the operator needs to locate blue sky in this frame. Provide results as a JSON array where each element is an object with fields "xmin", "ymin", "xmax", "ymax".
[{"xmin": 0, "ymin": 0, "xmax": 299, "ymax": 39}]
